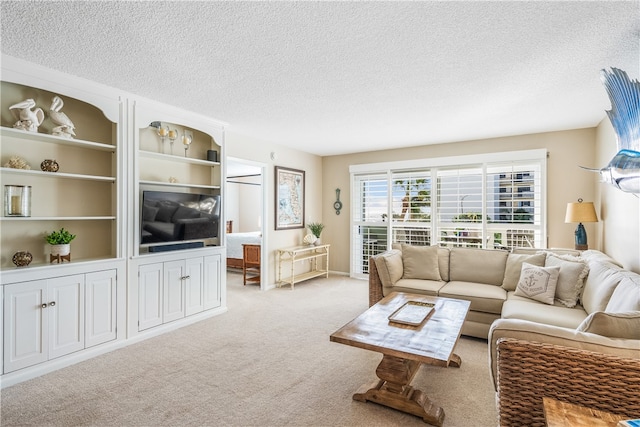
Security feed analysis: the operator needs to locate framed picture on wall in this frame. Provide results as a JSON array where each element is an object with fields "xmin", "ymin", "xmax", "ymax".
[{"xmin": 275, "ymin": 166, "xmax": 305, "ymax": 230}]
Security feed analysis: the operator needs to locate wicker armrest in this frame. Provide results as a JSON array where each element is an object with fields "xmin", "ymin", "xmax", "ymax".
[
  {"xmin": 368, "ymin": 256, "xmax": 384, "ymax": 307},
  {"xmin": 496, "ymin": 337, "xmax": 640, "ymax": 427}
]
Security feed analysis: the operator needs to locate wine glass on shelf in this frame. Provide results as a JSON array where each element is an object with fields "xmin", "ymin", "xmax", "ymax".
[
  {"xmin": 168, "ymin": 128, "xmax": 178, "ymax": 154},
  {"xmin": 182, "ymin": 130, "xmax": 193, "ymax": 157},
  {"xmin": 156, "ymin": 123, "xmax": 169, "ymax": 153}
]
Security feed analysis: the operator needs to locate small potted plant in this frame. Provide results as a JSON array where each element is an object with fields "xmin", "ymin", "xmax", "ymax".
[
  {"xmin": 307, "ymin": 222, "xmax": 325, "ymax": 245},
  {"xmin": 45, "ymin": 227, "xmax": 76, "ymax": 256}
]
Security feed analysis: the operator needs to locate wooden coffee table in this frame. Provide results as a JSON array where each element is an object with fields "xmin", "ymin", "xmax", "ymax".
[{"xmin": 330, "ymin": 292, "xmax": 470, "ymax": 426}]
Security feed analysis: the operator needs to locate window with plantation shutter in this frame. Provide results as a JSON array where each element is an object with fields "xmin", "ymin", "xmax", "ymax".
[
  {"xmin": 351, "ymin": 173, "xmax": 389, "ymax": 276},
  {"xmin": 485, "ymin": 163, "xmax": 542, "ymax": 249},
  {"xmin": 436, "ymin": 167, "xmax": 484, "ymax": 248},
  {"xmin": 391, "ymin": 170, "xmax": 432, "ymax": 247},
  {"xmin": 349, "ymin": 149, "xmax": 546, "ymax": 277}
]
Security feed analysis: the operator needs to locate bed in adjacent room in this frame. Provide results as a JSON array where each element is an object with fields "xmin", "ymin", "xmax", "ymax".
[{"xmin": 226, "ymin": 231, "xmax": 262, "ymax": 269}]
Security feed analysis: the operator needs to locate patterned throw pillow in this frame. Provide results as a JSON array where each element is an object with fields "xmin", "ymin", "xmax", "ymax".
[{"xmin": 514, "ymin": 262, "xmax": 560, "ymax": 305}]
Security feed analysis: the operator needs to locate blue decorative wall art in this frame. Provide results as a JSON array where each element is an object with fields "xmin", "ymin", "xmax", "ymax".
[{"xmin": 591, "ymin": 68, "xmax": 640, "ymax": 196}]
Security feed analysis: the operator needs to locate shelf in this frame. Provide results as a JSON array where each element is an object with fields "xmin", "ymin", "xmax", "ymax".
[
  {"xmin": 1, "ymin": 167, "xmax": 115, "ymax": 182},
  {"xmin": 1, "ymin": 216, "xmax": 116, "ymax": 221},
  {"xmin": 279, "ymin": 270, "xmax": 328, "ymax": 286},
  {"xmin": 139, "ymin": 150, "xmax": 220, "ymax": 166},
  {"xmin": 139, "ymin": 180, "xmax": 220, "ymax": 190},
  {"xmin": 279, "ymin": 250, "xmax": 328, "ymax": 262},
  {"xmin": 1, "ymin": 127, "xmax": 116, "ymax": 152}
]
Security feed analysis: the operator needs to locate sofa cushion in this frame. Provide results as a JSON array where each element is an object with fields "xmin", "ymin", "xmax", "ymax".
[
  {"xmin": 605, "ymin": 272, "xmax": 640, "ymax": 312},
  {"xmin": 449, "ymin": 247, "xmax": 508, "ymax": 286},
  {"xmin": 502, "ymin": 252, "xmax": 547, "ymax": 291},
  {"xmin": 437, "ymin": 247, "xmax": 450, "ymax": 282},
  {"xmin": 581, "ymin": 260, "xmax": 624, "ymax": 314},
  {"xmin": 545, "ymin": 253, "xmax": 589, "ymax": 308},
  {"xmin": 401, "ymin": 244, "xmax": 441, "ymax": 281},
  {"xmin": 502, "ymin": 293, "xmax": 588, "ymax": 329},
  {"xmin": 514, "ymin": 263, "xmax": 560, "ymax": 305},
  {"xmin": 576, "ymin": 311, "xmax": 640, "ymax": 340},
  {"xmin": 439, "ymin": 281, "xmax": 506, "ymax": 314},
  {"xmin": 392, "ymin": 278, "xmax": 446, "ymax": 296},
  {"xmin": 580, "ymin": 250, "xmax": 624, "ymax": 268},
  {"xmin": 373, "ymin": 250, "xmax": 403, "ymax": 289}
]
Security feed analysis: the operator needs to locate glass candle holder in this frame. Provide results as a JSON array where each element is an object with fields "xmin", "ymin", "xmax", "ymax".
[
  {"xmin": 4, "ymin": 185, "xmax": 32, "ymax": 217},
  {"xmin": 182, "ymin": 131, "xmax": 193, "ymax": 157}
]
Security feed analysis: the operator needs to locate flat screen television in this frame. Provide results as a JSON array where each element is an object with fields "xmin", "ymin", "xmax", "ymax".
[{"xmin": 141, "ymin": 191, "xmax": 220, "ymax": 246}]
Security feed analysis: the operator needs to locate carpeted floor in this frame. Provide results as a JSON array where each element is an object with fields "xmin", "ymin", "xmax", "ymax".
[{"xmin": 0, "ymin": 273, "xmax": 497, "ymax": 426}]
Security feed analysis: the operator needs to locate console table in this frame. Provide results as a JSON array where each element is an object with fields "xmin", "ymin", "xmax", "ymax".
[{"xmin": 277, "ymin": 244, "xmax": 330, "ymax": 289}]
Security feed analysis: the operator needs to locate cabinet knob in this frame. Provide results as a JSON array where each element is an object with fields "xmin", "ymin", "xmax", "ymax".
[
  {"xmin": 180, "ymin": 275, "xmax": 191, "ymax": 280},
  {"xmin": 49, "ymin": 301, "xmax": 56, "ymax": 307},
  {"xmin": 41, "ymin": 303, "xmax": 48, "ymax": 309}
]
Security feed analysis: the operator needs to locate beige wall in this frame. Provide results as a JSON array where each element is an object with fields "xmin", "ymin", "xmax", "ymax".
[
  {"xmin": 322, "ymin": 128, "xmax": 599, "ymax": 273},
  {"xmin": 595, "ymin": 119, "xmax": 640, "ymax": 273},
  {"xmin": 228, "ymin": 123, "xmax": 639, "ymax": 280},
  {"xmin": 225, "ymin": 131, "xmax": 323, "ymax": 286}
]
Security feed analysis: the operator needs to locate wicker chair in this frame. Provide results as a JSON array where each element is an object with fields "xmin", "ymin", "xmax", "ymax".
[
  {"xmin": 496, "ymin": 337, "xmax": 640, "ymax": 427},
  {"xmin": 368, "ymin": 256, "xmax": 384, "ymax": 307}
]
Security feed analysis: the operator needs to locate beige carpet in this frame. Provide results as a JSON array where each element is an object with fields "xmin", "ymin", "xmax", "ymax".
[{"xmin": 0, "ymin": 273, "xmax": 497, "ymax": 426}]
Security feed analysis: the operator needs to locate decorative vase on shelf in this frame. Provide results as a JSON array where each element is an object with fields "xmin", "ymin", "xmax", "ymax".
[
  {"xmin": 314, "ymin": 239, "xmax": 322, "ymax": 246},
  {"xmin": 12, "ymin": 250, "xmax": 33, "ymax": 267},
  {"xmin": 41, "ymin": 159, "xmax": 59, "ymax": 172}
]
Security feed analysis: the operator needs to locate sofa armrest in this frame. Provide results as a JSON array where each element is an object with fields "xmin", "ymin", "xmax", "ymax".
[
  {"xmin": 495, "ymin": 337, "xmax": 640, "ymax": 427},
  {"xmin": 368, "ymin": 256, "xmax": 384, "ymax": 307},
  {"xmin": 488, "ymin": 318, "xmax": 640, "ymax": 392}
]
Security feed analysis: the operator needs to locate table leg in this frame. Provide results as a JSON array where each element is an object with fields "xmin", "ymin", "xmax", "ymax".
[
  {"xmin": 449, "ymin": 353, "xmax": 462, "ymax": 368},
  {"xmin": 353, "ymin": 354, "xmax": 445, "ymax": 426}
]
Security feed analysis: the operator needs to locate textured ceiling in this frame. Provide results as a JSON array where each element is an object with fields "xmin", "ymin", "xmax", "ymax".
[{"xmin": 1, "ymin": 1, "xmax": 639, "ymax": 156}]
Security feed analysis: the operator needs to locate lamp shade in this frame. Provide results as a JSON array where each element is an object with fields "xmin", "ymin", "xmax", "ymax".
[{"xmin": 565, "ymin": 201, "xmax": 598, "ymax": 223}]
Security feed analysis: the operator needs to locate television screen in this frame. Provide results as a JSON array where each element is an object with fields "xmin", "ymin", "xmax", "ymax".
[{"xmin": 141, "ymin": 191, "xmax": 220, "ymax": 245}]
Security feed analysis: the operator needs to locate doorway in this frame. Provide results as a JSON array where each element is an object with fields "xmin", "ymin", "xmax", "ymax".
[{"xmin": 225, "ymin": 157, "xmax": 267, "ymax": 290}]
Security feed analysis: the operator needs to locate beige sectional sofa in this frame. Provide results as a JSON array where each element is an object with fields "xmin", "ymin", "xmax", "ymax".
[
  {"xmin": 369, "ymin": 245, "xmax": 640, "ymax": 339},
  {"xmin": 370, "ymin": 244, "xmax": 640, "ymax": 424}
]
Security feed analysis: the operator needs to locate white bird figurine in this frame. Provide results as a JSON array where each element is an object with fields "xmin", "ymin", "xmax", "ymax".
[
  {"xmin": 9, "ymin": 98, "xmax": 45, "ymax": 132},
  {"xmin": 49, "ymin": 95, "xmax": 76, "ymax": 138}
]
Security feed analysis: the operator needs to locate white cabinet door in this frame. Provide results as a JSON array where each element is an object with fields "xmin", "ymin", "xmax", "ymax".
[
  {"xmin": 3, "ymin": 280, "xmax": 48, "ymax": 373},
  {"xmin": 203, "ymin": 254, "xmax": 221, "ymax": 310},
  {"xmin": 185, "ymin": 257, "xmax": 204, "ymax": 316},
  {"xmin": 163, "ymin": 260, "xmax": 185, "ymax": 323},
  {"xmin": 48, "ymin": 275, "xmax": 85, "ymax": 360},
  {"xmin": 85, "ymin": 270, "xmax": 117, "ymax": 348},
  {"xmin": 138, "ymin": 263, "xmax": 163, "ymax": 331}
]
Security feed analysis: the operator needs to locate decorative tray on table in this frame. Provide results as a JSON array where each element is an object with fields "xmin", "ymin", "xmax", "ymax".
[{"xmin": 388, "ymin": 301, "xmax": 435, "ymax": 327}]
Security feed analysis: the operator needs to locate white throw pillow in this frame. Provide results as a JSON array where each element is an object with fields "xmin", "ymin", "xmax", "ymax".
[
  {"xmin": 545, "ymin": 253, "xmax": 589, "ymax": 308},
  {"xmin": 514, "ymin": 262, "xmax": 560, "ymax": 305}
]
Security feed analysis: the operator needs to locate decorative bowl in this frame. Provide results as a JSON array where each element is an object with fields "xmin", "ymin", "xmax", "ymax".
[
  {"xmin": 12, "ymin": 250, "xmax": 33, "ymax": 267},
  {"xmin": 41, "ymin": 159, "xmax": 59, "ymax": 172}
]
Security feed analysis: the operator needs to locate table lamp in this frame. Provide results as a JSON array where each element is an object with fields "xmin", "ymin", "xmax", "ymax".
[{"xmin": 565, "ymin": 198, "xmax": 598, "ymax": 250}]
